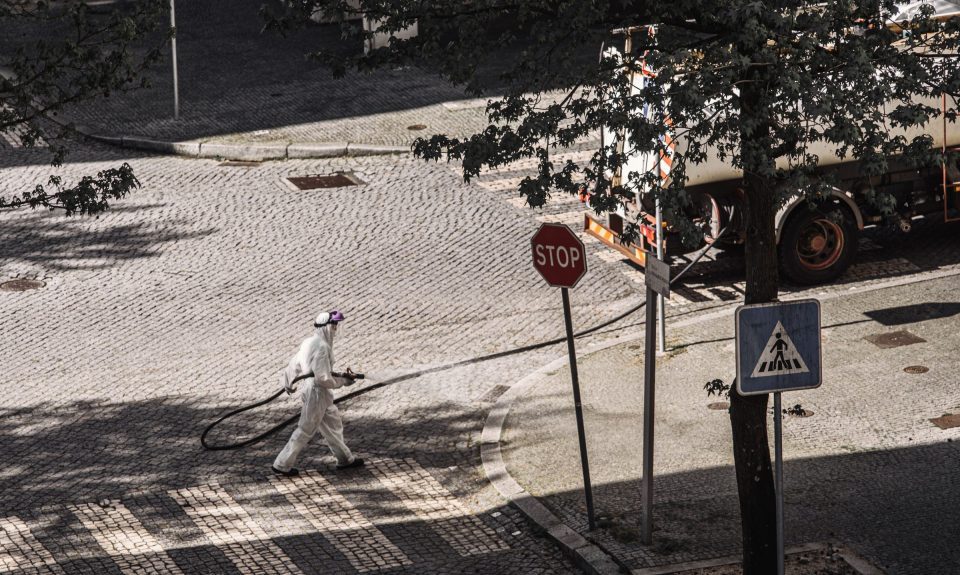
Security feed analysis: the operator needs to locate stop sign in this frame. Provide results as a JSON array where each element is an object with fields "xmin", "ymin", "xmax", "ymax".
[{"xmin": 531, "ymin": 223, "xmax": 588, "ymax": 288}]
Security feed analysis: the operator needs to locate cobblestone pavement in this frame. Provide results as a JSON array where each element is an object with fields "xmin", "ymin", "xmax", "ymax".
[
  {"xmin": 504, "ymin": 274, "xmax": 960, "ymax": 575},
  {"xmin": 0, "ymin": 140, "xmax": 644, "ymax": 574},
  {"xmin": 1, "ymin": 0, "xmax": 500, "ymax": 149}
]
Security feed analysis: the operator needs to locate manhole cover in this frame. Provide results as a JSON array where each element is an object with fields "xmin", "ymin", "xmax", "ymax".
[
  {"xmin": 286, "ymin": 173, "xmax": 362, "ymax": 190},
  {"xmin": 407, "ymin": 124, "xmax": 427, "ymax": 131},
  {"xmin": 931, "ymin": 414, "xmax": 960, "ymax": 429},
  {"xmin": 786, "ymin": 409, "xmax": 814, "ymax": 418},
  {"xmin": 707, "ymin": 402, "xmax": 730, "ymax": 411},
  {"xmin": 0, "ymin": 279, "xmax": 45, "ymax": 292},
  {"xmin": 864, "ymin": 330, "xmax": 927, "ymax": 349},
  {"xmin": 904, "ymin": 365, "xmax": 930, "ymax": 374}
]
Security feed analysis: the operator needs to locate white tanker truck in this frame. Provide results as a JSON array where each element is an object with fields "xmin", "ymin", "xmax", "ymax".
[{"xmin": 586, "ymin": 7, "xmax": 960, "ymax": 285}]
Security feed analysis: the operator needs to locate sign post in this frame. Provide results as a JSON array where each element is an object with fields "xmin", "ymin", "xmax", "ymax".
[
  {"xmin": 531, "ymin": 223, "xmax": 594, "ymax": 530},
  {"xmin": 170, "ymin": 0, "xmax": 180, "ymax": 120},
  {"xmin": 641, "ymin": 254, "xmax": 669, "ymax": 544},
  {"xmin": 735, "ymin": 299, "xmax": 822, "ymax": 575}
]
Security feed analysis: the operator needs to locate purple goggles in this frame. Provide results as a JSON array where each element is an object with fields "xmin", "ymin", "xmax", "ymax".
[{"xmin": 315, "ymin": 310, "xmax": 345, "ymax": 327}]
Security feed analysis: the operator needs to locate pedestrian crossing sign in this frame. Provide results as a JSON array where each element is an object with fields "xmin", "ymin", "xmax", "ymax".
[
  {"xmin": 751, "ymin": 321, "xmax": 809, "ymax": 377},
  {"xmin": 735, "ymin": 299, "xmax": 821, "ymax": 395}
]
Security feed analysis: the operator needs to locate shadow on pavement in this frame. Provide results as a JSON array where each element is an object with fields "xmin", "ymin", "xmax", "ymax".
[
  {"xmin": 0, "ymin": 203, "xmax": 216, "ymax": 272},
  {"xmin": 1, "ymin": 387, "xmax": 957, "ymax": 573},
  {"xmin": 863, "ymin": 302, "xmax": 960, "ymax": 326},
  {"xmin": 0, "ymin": 393, "xmax": 555, "ymax": 573},
  {"xmin": 0, "ymin": 396, "xmax": 477, "ymax": 512},
  {"xmin": 501, "ymin": 439, "xmax": 960, "ymax": 574}
]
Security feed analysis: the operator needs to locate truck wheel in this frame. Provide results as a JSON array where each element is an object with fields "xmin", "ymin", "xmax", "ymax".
[{"xmin": 779, "ymin": 203, "xmax": 858, "ymax": 285}]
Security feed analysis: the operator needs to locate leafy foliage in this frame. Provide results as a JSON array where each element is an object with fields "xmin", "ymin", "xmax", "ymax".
[
  {"xmin": 1, "ymin": 0, "xmax": 167, "ymax": 215},
  {"xmin": 782, "ymin": 403, "xmax": 809, "ymax": 417},
  {"xmin": 264, "ymin": 0, "xmax": 960, "ymax": 247},
  {"xmin": 704, "ymin": 377, "xmax": 731, "ymax": 398}
]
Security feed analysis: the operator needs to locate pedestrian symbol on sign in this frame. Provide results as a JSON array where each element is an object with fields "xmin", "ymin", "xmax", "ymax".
[{"xmin": 751, "ymin": 321, "xmax": 809, "ymax": 377}]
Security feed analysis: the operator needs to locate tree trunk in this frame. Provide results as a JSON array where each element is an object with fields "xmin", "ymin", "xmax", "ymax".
[
  {"xmin": 732, "ymin": 71, "xmax": 779, "ymax": 573},
  {"xmin": 730, "ymin": 172, "xmax": 779, "ymax": 573}
]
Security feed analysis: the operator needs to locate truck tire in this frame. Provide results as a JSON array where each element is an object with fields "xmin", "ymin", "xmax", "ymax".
[{"xmin": 778, "ymin": 202, "xmax": 858, "ymax": 285}]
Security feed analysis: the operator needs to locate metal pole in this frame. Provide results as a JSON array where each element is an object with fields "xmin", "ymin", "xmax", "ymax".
[
  {"xmin": 170, "ymin": 0, "xmax": 180, "ymax": 120},
  {"xmin": 641, "ymin": 285, "xmax": 657, "ymax": 544},
  {"xmin": 774, "ymin": 391, "xmax": 784, "ymax": 575},
  {"xmin": 650, "ymin": 22, "xmax": 666, "ymax": 356},
  {"xmin": 561, "ymin": 287, "xmax": 596, "ymax": 531},
  {"xmin": 655, "ymin": 200, "xmax": 665, "ymax": 354}
]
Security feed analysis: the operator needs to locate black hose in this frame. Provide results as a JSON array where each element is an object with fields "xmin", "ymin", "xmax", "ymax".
[
  {"xmin": 200, "ymin": 226, "xmax": 727, "ymax": 451},
  {"xmin": 200, "ymin": 378, "xmax": 300, "ymax": 451}
]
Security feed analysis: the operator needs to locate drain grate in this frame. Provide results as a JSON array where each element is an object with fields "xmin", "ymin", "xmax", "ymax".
[
  {"xmin": 0, "ymin": 279, "xmax": 45, "ymax": 292},
  {"xmin": 931, "ymin": 414, "xmax": 960, "ymax": 429},
  {"xmin": 864, "ymin": 330, "xmax": 927, "ymax": 349},
  {"xmin": 219, "ymin": 160, "xmax": 261, "ymax": 167},
  {"xmin": 707, "ymin": 401, "xmax": 730, "ymax": 411},
  {"xmin": 407, "ymin": 124, "xmax": 427, "ymax": 131},
  {"xmin": 904, "ymin": 365, "xmax": 930, "ymax": 374},
  {"xmin": 286, "ymin": 172, "xmax": 362, "ymax": 190}
]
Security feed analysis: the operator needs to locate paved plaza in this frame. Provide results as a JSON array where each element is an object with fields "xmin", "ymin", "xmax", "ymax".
[{"xmin": 0, "ymin": 139, "xmax": 643, "ymax": 573}]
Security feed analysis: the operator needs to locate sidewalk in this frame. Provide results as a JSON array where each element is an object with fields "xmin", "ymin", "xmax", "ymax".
[
  {"xmin": 28, "ymin": 0, "xmax": 505, "ymax": 159},
  {"xmin": 485, "ymin": 272, "xmax": 960, "ymax": 575}
]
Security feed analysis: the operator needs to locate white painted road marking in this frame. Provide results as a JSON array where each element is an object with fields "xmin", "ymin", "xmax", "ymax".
[
  {"xmin": 271, "ymin": 470, "xmax": 412, "ymax": 572},
  {"xmin": 170, "ymin": 482, "xmax": 303, "ymax": 575},
  {"xmin": 71, "ymin": 501, "xmax": 184, "ymax": 575},
  {"xmin": 369, "ymin": 458, "xmax": 509, "ymax": 557},
  {"xmin": 0, "ymin": 515, "xmax": 64, "ymax": 574}
]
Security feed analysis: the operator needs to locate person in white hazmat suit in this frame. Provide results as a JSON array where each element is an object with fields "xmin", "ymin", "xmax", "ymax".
[{"xmin": 272, "ymin": 310, "xmax": 363, "ymax": 476}]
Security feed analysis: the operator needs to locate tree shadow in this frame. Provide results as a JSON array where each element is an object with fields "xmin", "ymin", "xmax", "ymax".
[
  {"xmin": 502, "ymin": 440, "xmax": 960, "ymax": 574},
  {"xmin": 0, "ymin": 393, "xmax": 552, "ymax": 573},
  {"xmin": 0, "ymin": 396, "xmax": 482, "ymax": 513},
  {"xmin": 0, "ymin": 203, "xmax": 217, "ymax": 272},
  {"xmin": 3, "ymin": 393, "xmax": 957, "ymax": 574},
  {"xmin": 863, "ymin": 302, "xmax": 960, "ymax": 326}
]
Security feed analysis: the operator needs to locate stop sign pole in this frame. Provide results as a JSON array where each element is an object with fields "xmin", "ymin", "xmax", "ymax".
[{"xmin": 531, "ymin": 223, "xmax": 595, "ymax": 530}]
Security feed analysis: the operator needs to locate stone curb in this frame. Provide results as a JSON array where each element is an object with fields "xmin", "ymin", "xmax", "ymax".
[
  {"xmin": 481, "ymin": 267, "xmax": 960, "ymax": 575},
  {"xmin": 79, "ymin": 129, "xmax": 410, "ymax": 160},
  {"xmin": 481, "ymin": 333, "xmax": 637, "ymax": 575}
]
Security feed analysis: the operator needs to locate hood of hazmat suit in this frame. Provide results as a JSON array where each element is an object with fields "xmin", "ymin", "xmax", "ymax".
[{"xmin": 278, "ymin": 310, "xmax": 346, "ymax": 393}]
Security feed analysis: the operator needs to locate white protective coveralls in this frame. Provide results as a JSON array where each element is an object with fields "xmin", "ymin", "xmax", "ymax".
[{"xmin": 273, "ymin": 322, "xmax": 356, "ymax": 471}]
